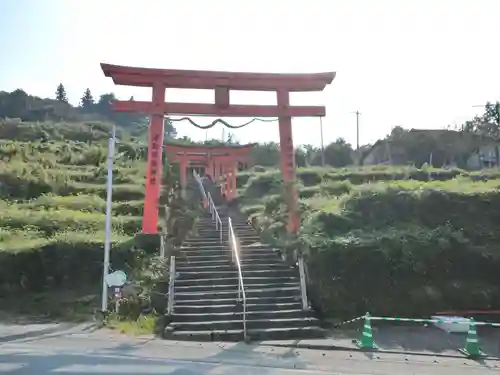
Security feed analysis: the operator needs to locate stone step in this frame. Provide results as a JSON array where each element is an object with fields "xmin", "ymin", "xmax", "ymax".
[
  {"xmin": 190, "ymin": 234, "xmax": 261, "ymax": 240},
  {"xmin": 174, "ymin": 276, "xmax": 299, "ymax": 286},
  {"xmin": 179, "ymin": 248, "xmax": 278, "ymax": 258},
  {"xmin": 175, "ymin": 258, "xmax": 285, "ymax": 268},
  {"xmin": 174, "ymin": 252, "xmax": 279, "ymax": 263},
  {"xmin": 163, "ymin": 326, "xmax": 326, "ymax": 342},
  {"xmin": 163, "ymin": 208, "xmax": 325, "ymax": 343},
  {"xmin": 176, "ymin": 269, "xmax": 296, "ymax": 280},
  {"xmin": 197, "ymin": 224, "xmax": 251, "ymax": 230},
  {"xmin": 175, "ymin": 286, "xmax": 300, "ymax": 301},
  {"xmin": 173, "ymin": 302, "xmax": 302, "ymax": 314},
  {"xmin": 176, "ymin": 263, "xmax": 291, "ymax": 273},
  {"xmin": 183, "ymin": 239, "xmax": 263, "ymax": 246},
  {"xmin": 175, "ymin": 282, "xmax": 299, "ymax": 293},
  {"xmin": 174, "ymin": 296, "xmax": 292, "ymax": 308},
  {"xmin": 180, "ymin": 244, "xmax": 278, "ymax": 252},
  {"xmin": 171, "ymin": 309, "xmax": 310, "ymax": 322},
  {"xmin": 195, "ymin": 223, "xmax": 253, "ymax": 230},
  {"xmin": 180, "ymin": 244, "xmax": 276, "ymax": 251},
  {"xmin": 196, "ymin": 227, "xmax": 255, "ymax": 233},
  {"xmin": 167, "ymin": 317, "xmax": 320, "ymax": 332}
]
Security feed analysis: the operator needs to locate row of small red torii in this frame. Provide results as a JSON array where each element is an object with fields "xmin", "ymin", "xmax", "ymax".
[
  {"xmin": 165, "ymin": 142, "xmax": 255, "ymax": 202},
  {"xmin": 101, "ymin": 63, "xmax": 335, "ymax": 235}
]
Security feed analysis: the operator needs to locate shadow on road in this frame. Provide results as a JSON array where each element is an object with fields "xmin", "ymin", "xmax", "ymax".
[
  {"xmin": 0, "ymin": 350, "xmax": 213, "ymax": 375},
  {"xmin": 0, "ymin": 323, "xmax": 78, "ymax": 344},
  {"xmin": 0, "ymin": 340, "xmax": 309, "ymax": 375},
  {"xmin": 330, "ymin": 323, "xmax": 500, "ymax": 359}
]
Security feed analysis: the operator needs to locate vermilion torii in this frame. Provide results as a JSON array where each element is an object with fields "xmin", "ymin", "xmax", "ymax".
[
  {"xmin": 164, "ymin": 143, "xmax": 255, "ymax": 201},
  {"xmin": 101, "ymin": 63, "xmax": 335, "ymax": 234}
]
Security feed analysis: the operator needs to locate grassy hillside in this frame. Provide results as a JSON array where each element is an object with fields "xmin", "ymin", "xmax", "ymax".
[
  {"xmin": 235, "ymin": 166, "xmax": 500, "ymax": 319},
  {"xmin": 0, "ymin": 120, "xmax": 161, "ymax": 320},
  {"xmin": 4, "ymin": 118, "xmax": 500, "ymax": 323}
]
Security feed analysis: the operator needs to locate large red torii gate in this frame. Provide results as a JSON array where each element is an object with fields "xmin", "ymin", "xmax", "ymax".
[{"xmin": 101, "ymin": 63, "xmax": 335, "ymax": 234}]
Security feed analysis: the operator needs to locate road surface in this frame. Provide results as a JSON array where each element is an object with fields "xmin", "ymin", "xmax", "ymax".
[{"xmin": 0, "ymin": 324, "xmax": 498, "ymax": 374}]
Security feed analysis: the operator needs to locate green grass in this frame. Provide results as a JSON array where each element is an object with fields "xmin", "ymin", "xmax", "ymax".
[
  {"xmin": 105, "ymin": 314, "xmax": 157, "ymax": 336},
  {"xmin": 236, "ymin": 165, "xmax": 500, "ymax": 318},
  {"xmin": 0, "ymin": 136, "xmax": 150, "ymax": 323}
]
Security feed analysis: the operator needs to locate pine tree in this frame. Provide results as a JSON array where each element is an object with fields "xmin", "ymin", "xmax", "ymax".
[
  {"xmin": 55, "ymin": 83, "xmax": 68, "ymax": 103},
  {"xmin": 80, "ymin": 88, "xmax": 94, "ymax": 111}
]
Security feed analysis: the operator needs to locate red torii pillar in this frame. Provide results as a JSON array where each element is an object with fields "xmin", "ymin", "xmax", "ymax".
[
  {"xmin": 164, "ymin": 151, "xmax": 189, "ymax": 198},
  {"xmin": 204, "ymin": 163, "xmax": 211, "ymax": 177},
  {"xmin": 213, "ymin": 155, "xmax": 238, "ymax": 201},
  {"xmin": 101, "ymin": 63, "xmax": 335, "ymax": 234}
]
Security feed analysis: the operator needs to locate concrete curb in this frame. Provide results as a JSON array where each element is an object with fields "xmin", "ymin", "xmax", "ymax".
[
  {"xmin": 258, "ymin": 340, "xmax": 500, "ymax": 360},
  {"xmin": 259, "ymin": 341, "xmax": 353, "ymax": 352}
]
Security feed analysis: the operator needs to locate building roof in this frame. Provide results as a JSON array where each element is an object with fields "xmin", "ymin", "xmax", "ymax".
[{"xmin": 360, "ymin": 129, "xmax": 500, "ymax": 163}]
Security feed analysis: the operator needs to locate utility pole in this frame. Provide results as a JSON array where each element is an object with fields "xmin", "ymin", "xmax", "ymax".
[
  {"xmin": 353, "ymin": 111, "xmax": 361, "ymax": 150},
  {"xmin": 319, "ymin": 116, "xmax": 325, "ymax": 166},
  {"xmin": 351, "ymin": 111, "xmax": 361, "ymax": 165},
  {"xmin": 101, "ymin": 125, "xmax": 116, "ymax": 312}
]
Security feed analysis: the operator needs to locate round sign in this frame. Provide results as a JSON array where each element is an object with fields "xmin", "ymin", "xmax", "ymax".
[{"xmin": 105, "ymin": 270, "xmax": 127, "ymax": 287}]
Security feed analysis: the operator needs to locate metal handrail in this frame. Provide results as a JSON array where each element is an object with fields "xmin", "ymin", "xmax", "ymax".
[
  {"xmin": 192, "ymin": 170, "xmax": 207, "ymax": 201},
  {"xmin": 167, "ymin": 255, "xmax": 176, "ymax": 315},
  {"xmin": 228, "ymin": 217, "xmax": 247, "ymax": 341},
  {"xmin": 207, "ymin": 192, "xmax": 223, "ymax": 244}
]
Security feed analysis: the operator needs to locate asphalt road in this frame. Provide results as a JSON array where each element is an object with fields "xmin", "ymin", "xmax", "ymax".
[{"xmin": 0, "ymin": 324, "xmax": 498, "ymax": 374}]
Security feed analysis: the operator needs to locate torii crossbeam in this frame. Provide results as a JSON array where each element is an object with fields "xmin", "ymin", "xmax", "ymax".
[{"xmin": 101, "ymin": 63, "xmax": 335, "ymax": 234}]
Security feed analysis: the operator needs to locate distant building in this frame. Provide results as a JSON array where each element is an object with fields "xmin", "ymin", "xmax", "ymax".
[{"xmin": 361, "ymin": 129, "xmax": 500, "ymax": 169}]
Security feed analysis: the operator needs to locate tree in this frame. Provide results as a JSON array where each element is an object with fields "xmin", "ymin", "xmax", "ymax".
[
  {"xmin": 0, "ymin": 89, "xmax": 29, "ymax": 119},
  {"xmin": 314, "ymin": 138, "xmax": 353, "ymax": 167},
  {"xmin": 294, "ymin": 147, "xmax": 307, "ymax": 167},
  {"xmin": 462, "ymin": 101, "xmax": 500, "ymax": 139},
  {"xmin": 80, "ymin": 88, "xmax": 94, "ymax": 112},
  {"xmin": 55, "ymin": 84, "xmax": 68, "ymax": 103},
  {"xmin": 164, "ymin": 118, "xmax": 177, "ymax": 139},
  {"xmin": 250, "ymin": 142, "xmax": 280, "ymax": 166},
  {"xmin": 302, "ymin": 144, "xmax": 320, "ymax": 166}
]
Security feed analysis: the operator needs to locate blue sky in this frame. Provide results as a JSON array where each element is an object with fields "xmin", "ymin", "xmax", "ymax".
[{"xmin": 1, "ymin": 0, "xmax": 500, "ymax": 147}]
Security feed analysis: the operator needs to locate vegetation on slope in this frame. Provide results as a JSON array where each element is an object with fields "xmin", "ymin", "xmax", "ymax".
[
  {"xmin": 236, "ymin": 166, "xmax": 500, "ymax": 319},
  {"xmin": 0, "ymin": 119, "xmax": 203, "ymax": 326},
  {"xmin": 2, "ymin": 85, "xmax": 500, "ymax": 327},
  {"xmin": 0, "ymin": 125, "xmax": 144, "ymax": 318}
]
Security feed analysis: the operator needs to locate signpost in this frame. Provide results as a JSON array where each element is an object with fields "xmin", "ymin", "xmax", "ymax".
[
  {"xmin": 105, "ymin": 270, "xmax": 127, "ymax": 287},
  {"xmin": 101, "ymin": 127, "xmax": 116, "ymax": 312},
  {"xmin": 105, "ymin": 270, "xmax": 127, "ymax": 313}
]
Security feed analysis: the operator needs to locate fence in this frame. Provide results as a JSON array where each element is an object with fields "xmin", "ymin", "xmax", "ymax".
[{"xmin": 350, "ymin": 312, "xmax": 498, "ymax": 358}]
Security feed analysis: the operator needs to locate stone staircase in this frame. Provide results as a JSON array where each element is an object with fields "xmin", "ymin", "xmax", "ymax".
[{"xmin": 163, "ymin": 204, "xmax": 327, "ymax": 342}]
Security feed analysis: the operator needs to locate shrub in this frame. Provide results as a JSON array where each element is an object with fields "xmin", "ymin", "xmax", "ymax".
[
  {"xmin": 236, "ymin": 166, "xmax": 500, "ymax": 318},
  {"xmin": 0, "ymin": 232, "xmax": 139, "ymax": 292}
]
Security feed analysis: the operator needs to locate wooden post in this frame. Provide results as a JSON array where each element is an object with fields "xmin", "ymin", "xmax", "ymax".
[
  {"xmin": 231, "ymin": 161, "xmax": 238, "ymax": 200},
  {"xmin": 225, "ymin": 164, "xmax": 231, "ymax": 201},
  {"xmin": 179, "ymin": 158, "xmax": 188, "ymax": 199},
  {"xmin": 142, "ymin": 84, "xmax": 165, "ymax": 234},
  {"xmin": 214, "ymin": 160, "xmax": 220, "ymax": 182},
  {"xmin": 277, "ymin": 90, "xmax": 300, "ymax": 233}
]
